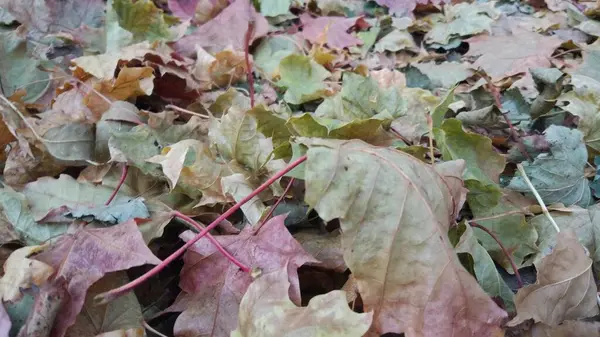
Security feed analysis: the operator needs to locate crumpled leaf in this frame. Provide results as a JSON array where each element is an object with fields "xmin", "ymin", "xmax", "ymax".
[
  {"xmin": 32, "ymin": 220, "xmax": 161, "ymax": 337},
  {"xmin": 173, "ymin": 0, "xmax": 268, "ymax": 56},
  {"xmin": 529, "ymin": 320, "xmax": 600, "ymax": 337},
  {"xmin": 221, "ymin": 174, "xmax": 266, "ymax": 226},
  {"xmin": 300, "ymin": 14, "xmax": 362, "ymax": 49},
  {"xmin": 108, "ymin": 126, "xmax": 163, "ymax": 177},
  {"xmin": 146, "ymin": 139, "xmax": 200, "ymax": 189},
  {"xmin": 277, "ymin": 54, "xmax": 331, "ymax": 104},
  {"xmin": 299, "ymin": 137, "xmax": 507, "ymax": 336},
  {"xmin": 231, "ymin": 268, "xmax": 372, "ymax": 337},
  {"xmin": 65, "ymin": 272, "xmax": 143, "ymax": 337},
  {"xmin": 425, "ymin": 2, "xmax": 498, "ymax": 45},
  {"xmin": 169, "ymin": 215, "xmax": 317, "ymax": 337},
  {"xmin": 66, "ymin": 197, "xmax": 150, "ymax": 224},
  {"xmin": 375, "ymin": 0, "xmax": 449, "ymax": 15},
  {"xmin": 0, "ymin": 245, "xmax": 54, "ymax": 302},
  {"xmin": 454, "ymin": 222, "xmax": 515, "ymax": 312},
  {"xmin": 373, "ymin": 28, "xmax": 418, "ymax": 53},
  {"xmin": 0, "ymin": 185, "xmax": 69, "ymax": 245},
  {"xmin": 315, "ymin": 72, "xmax": 405, "ymax": 121},
  {"xmin": 508, "ymin": 125, "xmax": 592, "ymax": 207},
  {"xmin": 508, "ymin": 230, "xmax": 599, "ymax": 327}
]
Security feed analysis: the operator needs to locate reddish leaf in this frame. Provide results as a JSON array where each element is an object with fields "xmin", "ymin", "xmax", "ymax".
[
  {"xmin": 172, "ymin": 0, "xmax": 268, "ymax": 56},
  {"xmin": 0, "ymin": 302, "xmax": 9, "ymax": 337},
  {"xmin": 32, "ymin": 220, "xmax": 161, "ymax": 337},
  {"xmin": 168, "ymin": 0, "xmax": 200, "ymax": 19},
  {"xmin": 169, "ymin": 215, "xmax": 317, "ymax": 337},
  {"xmin": 300, "ymin": 14, "xmax": 363, "ymax": 49}
]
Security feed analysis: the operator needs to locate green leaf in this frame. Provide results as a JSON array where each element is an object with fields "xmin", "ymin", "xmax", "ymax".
[
  {"xmin": 298, "ymin": 137, "xmax": 507, "ymax": 335},
  {"xmin": 0, "ymin": 185, "xmax": 68, "ymax": 245},
  {"xmin": 425, "ymin": 2, "xmax": 498, "ymax": 45},
  {"xmin": 259, "ymin": 0, "xmax": 294, "ymax": 17},
  {"xmin": 43, "ymin": 123, "xmax": 95, "ymax": 163},
  {"xmin": 287, "ymin": 113, "xmax": 391, "ymax": 144},
  {"xmin": 247, "ymin": 105, "xmax": 292, "ymax": 152},
  {"xmin": 373, "ymin": 29, "xmax": 417, "ymax": 53},
  {"xmin": 315, "ymin": 72, "xmax": 405, "ymax": 121},
  {"xmin": 277, "ymin": 54, "xmax": 331, "ymax": 104},
  {"xmin": 433, "ymin": 118, "xmax": 506, "ymax": 205},
  {"xmin": 0, "ymin": 28, "xmax": 50, "ymax": 102},
  {"xmin": 22, "ymin": 174, "xmax": 134, "ymax": 221},
  {"xmin": 431, "ymin": 86, "xmax": 456, "ymax": 128},
  {"xmin": 113, "ymin": 0, "xmax": 172, "ymax": 41},
  {"xmin": 508, "ymin": 125, "xmax": 592, "ymax": 207},
  {"xmin": 469, "ymin": 190, "xmax": 538, "ymax": 271},
  {"xmin": 253, "ymin": 36, "xmax": 301, "ymax": 79},
  {"xmin": 66, "ymin": 197, "xmax": 150, "ymax": 224},
  {"xmin": 108, "ymin": 125, "xmax": 163, "ymax": 177},
  {"xmin": 455, "ymin": 222, "xmax": 515, "ymax": 312}
]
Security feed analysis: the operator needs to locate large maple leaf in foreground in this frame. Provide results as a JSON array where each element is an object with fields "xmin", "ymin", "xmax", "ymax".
[
  {"xmin": 299, "ymin": 138, "xmax": 507, "ymax": 336},
  {"xmin": 168, "ymin": 215, "xmax": 317, "ymax": 337}
]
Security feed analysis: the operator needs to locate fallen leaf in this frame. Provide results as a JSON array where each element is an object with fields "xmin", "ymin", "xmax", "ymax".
[
  {"xmin": 277, "ymin": 54, "xmax": 331, "ymax": 104},
  {"xmin": 294, "ymin": 229, "xmax": 346, "ymax": 272},
  {"xmin": 32, "ymin": 220, "xmax": 161, "ymax": 337},
  {"xmin": 299, "ymin": 138, "xmax": 507, "ymax": 336},
  {"xmin": 231, "ymin": 268, "xmax": 373, "ymax": 337},
  {"xmin": 0, "ymin": 245, "xmax": 54, "ymax": 302},
  {"xmin": 113, "ymin": 0, "xmax": 172, "ymax": 41},
  {"xmin": 508, "ymin": 125, "xmax": 592, "ymax": 207},
  {"xmin": 508, "ymin": 230, "xmax": 599, "ymax": 327},
  {"xmin": 147, "ymin": 139, "xmax": 200, "ymax": 189},
  {"xmin": 374, "ymin": 0, "xmax": 449, "ymax": 15},
  {"xmin": 253, "ymin": 35, "xmax": 303, "ymax": 79},
  {"xmin": 454, "ymin": 222, "xmax": 515, "ymax": 312},
  {"xmin": 65, "ymin": 272, "xmax": 144, "ymax": 337},
  {"xmin": 529, "ymin": 320, "xmax": 600, "ymax": 336},
  {"xmin": 66, "ymin": 197, "xmax": 150, "ymax": 224},
  {"xmin": 0, "ymin": 302, "xmax": 9, "ymax": 337},
  {"xmin": 300, "ymin": 14, "xmax": 362, "ymax": 49},
  {"xmin": 425, "ymin": 2, "xmax": 499, "ymax": 45},
  {"xmin": 173, "ymin": 0, "xmax": 268, "ymax": 56},
  {"xmin": 170, "ymin": 215, "xmax": 317, "ymax": 337},
  {"xmin": 413, "ymin": 62, "xmax": 473, "ymax": 89}
]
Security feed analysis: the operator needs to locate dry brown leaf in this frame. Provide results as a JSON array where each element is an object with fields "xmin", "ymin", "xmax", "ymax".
[
  {"xmin": 293, "ymin": 229, "xmax": 346, "ymax": 272},
  {"xmin": 508, "ymin": 230, "xmax": 600, "ymax": 327},
  {"xmin": 529, "ymin": 320, "xmax": 600, "ymax": 336},
  {"xmin": 0, "ymin": 245, "xmax": 54, "ymax": 302}
]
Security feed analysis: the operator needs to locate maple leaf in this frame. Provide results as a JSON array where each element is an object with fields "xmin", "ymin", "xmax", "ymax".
[
  {"xmin": 65, "ymin": 272, "xmax": 144, "ymax": 336},
  {"xmin": 293, "ymin": 229, "xmax": 346, "ymax": 272},
  {"xmin": 173, "ymin": 0, "xmax": 269, "ymax": 56},
  {"xmin": 168, "ymin": 215, "xmax": 317, "ymax": 337},
  {"xmin": 299, "ymin": 138, "xmax": 507, "ymax": 336},
  {"xmin": 277, "ymin": 54, "xmax": 331, "ymax": 104},
  {"xmin": 300, "ymin": 14, "xmax": 363, "ymax": 49},
  {"xmin": 0, "ymin": 302, "xmax": 9, "ymax": 337},
  {"xmin": 465, "ymin": 28, "xmax": 562, "ymax": 89},
  {"xmin": 113, "ymin": 0, "xmax": 172, "ymax": 41},
  {"xmin": 231, "ymin": 268, "xmax": 373, "ymax": 337},
  {"xmin": 508, "ymin": 230, "xmax": 599, "ymax": 327},
  {"xmin": 375, "ymin": 0, "xmax": 449, "ymax": 15},
  {"xmin": 425, "ymin": 2, "xmax": 499, "ymax": 45},
  {"xmin": 32, "ymin": 220, "xmax": 160, "ymax": 337}
]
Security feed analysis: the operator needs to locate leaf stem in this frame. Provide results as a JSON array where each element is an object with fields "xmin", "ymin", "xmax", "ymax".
[
  {"xmin": 244, "ymin": 20, "xmax": 255, "ymax": 108},
  {"xmin": 470, "ymin": 221, "xmax": 523, "ymax": 288},
  {"xmin": 254, "ymin": 177, "xmax": 295, "ymax": 232},
  {"xmin": 105, "ymin": 164, "xmax": 128, "ymax": 205},
  {"xmin": 172, "ymin": 211, "xmax": 250, "ymax": 272},
  {"xmin": 516, "ymin": 163, "xmax": 560, "ymax": 233},
  {"xmin": 94, "ymin": 155, "xmax": 308, "ymax": 304}
]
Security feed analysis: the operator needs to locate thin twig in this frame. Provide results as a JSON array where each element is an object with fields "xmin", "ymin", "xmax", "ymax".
[
  {"xmin": 254, "ymin": 178, "xmax": 295, "ymax": 232},
  {"xmin": 143, "ymin": 321, "xmax": 168, "ymax": 337},
  {"xmin": 105, "ymin": 164, "xmax": 128, "ymax": 205},
  {"xmin": 166, "ymin": 104, "xmax": 210, "ymax": 119},
  {"xmin": 244, "ymin": 19, "xmax": 256, "ymax": 108},
  {"xmin": 470, "ymin": 221, "xmax": 523, "ymax": 288},
  {"xmin": 516, "ymin": 164, "xmax": 560, "ymax": 233},
  {"xmin": 173, "ymin": 211, "xmax": 250, "ymax": 272},
  {"xmin": 94, "ymin": 155, "xmax": 308, "ymax": 305}
]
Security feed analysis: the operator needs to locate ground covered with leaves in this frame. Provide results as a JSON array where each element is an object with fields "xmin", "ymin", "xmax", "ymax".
[{"xmin": 2, "ymin": 0, "xmax": 600, "ymax": 336}]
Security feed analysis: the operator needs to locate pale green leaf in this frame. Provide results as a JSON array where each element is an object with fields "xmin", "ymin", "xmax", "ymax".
[
  {"xmin": 43, "ymin": 123, "xmax": 95, "ymax": 163},
  {"xmin": 108, "ymin": 126, "xmax": 163, "ymax": 177},
  {"xmin": 373, "ymin": 29, "xmax": 417, "ymax": 53},
  {"xmin": 66, "ymin": 197, "xmax": 150, "ymax": 224},
  {"xmin": 113, "ymin": 0, "xmax": 172, "ymax": 41},
  {"xmin": 455, "ymin": 222, "xmax": 515, "ymax": 312},
  {"xmin": 425, "ymin": 3, "xmax": 498, "ymax": 45},
  {"xmin": 431, "ymin": 86, "xmax": 456, "ymax": 128},
  {"xmin": 231, "ymin": 268, "xmax": 372, "ymax": 337},
  {"xmin": 259, "ymin": 0, "xmax": 294, "ymax": 17},
  {"xmin": 222, "ymin": 173, "xmax": 266, "ymax": 226},
  {"xmin": 0, "ymin": 185, "xmax": 68, "ymax": 245},
  {"xmin": 315, "ymin": 72, "xmax": 405, "ymax": 121},
  {"xmin": 277, "ymin": 54, "xmax": 331, "ymax": 104},
  {"xmin": 413, "ymin": 62, "xmax": 473, "ymax": 89},
  {"xmin": 146, "ymin": 139, "xmax": 200, "ymax": 189},
  {"xmin": 299, "ymin": 137, "xmax": 507, "ymax": 335},
  {"xmin": 253, "ymin": 35, "xmax": 302, "ymax": 79},
  {"xmin": 508, "ymin": 125, "xmax": 592, "ymax": 207}
]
